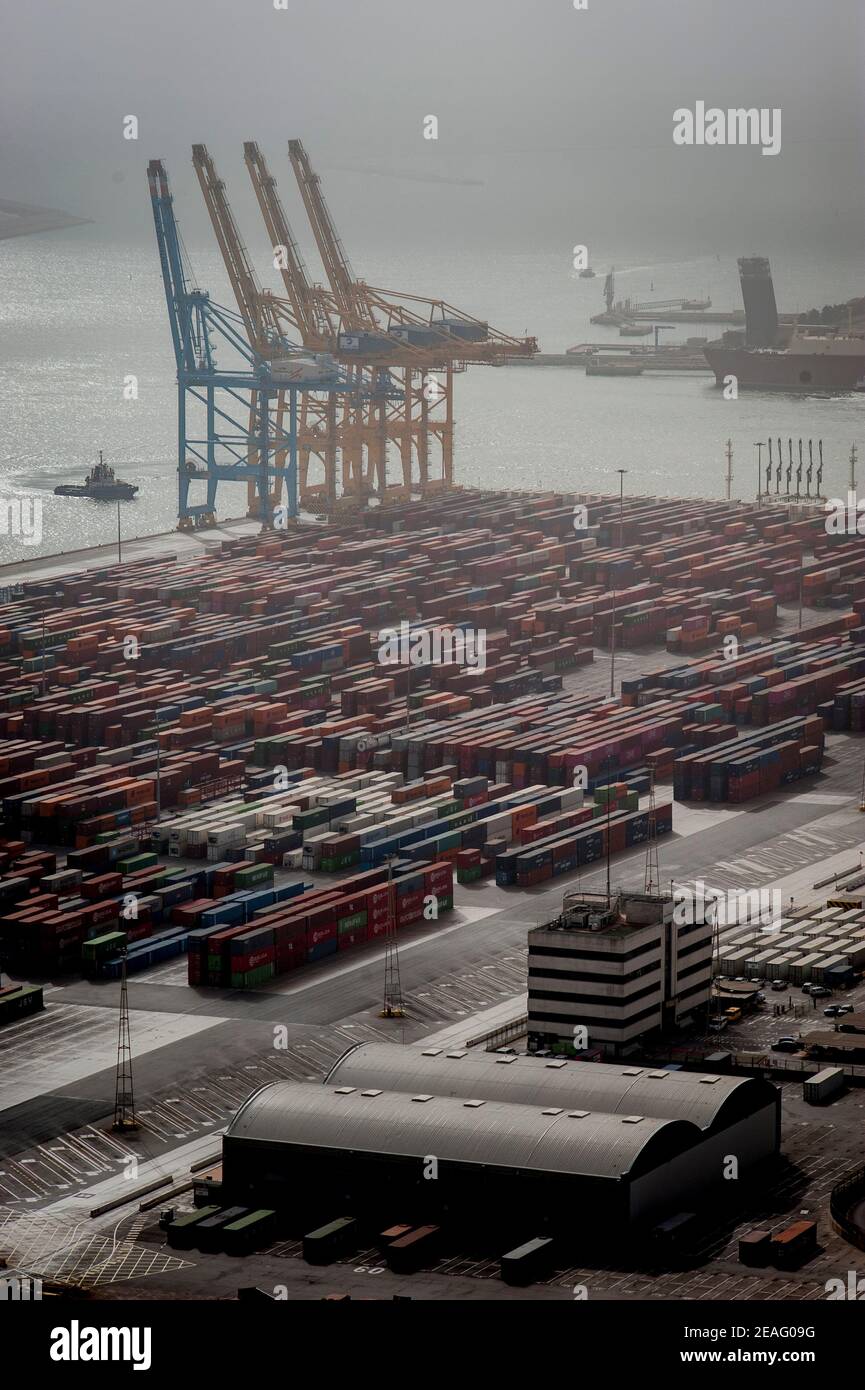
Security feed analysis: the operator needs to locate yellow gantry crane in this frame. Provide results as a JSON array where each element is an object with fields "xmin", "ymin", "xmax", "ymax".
[
  {"xmin": 244, "ymin": 141, "xmax": 367, "ymax": 503},
  {"xmin": 287, "ymin": 138, "xmax": 448, "ymax": 496},
  {"xmin": 193, "ymin": 139, "xmax": 537, "ymax": 508},
  {"xmin": 286, "ymin": 138, "xmax": 536, "ymax": 497},
  {"xmin": 193, "ymin": 143, "xmax": 348, "ymax": 515}
]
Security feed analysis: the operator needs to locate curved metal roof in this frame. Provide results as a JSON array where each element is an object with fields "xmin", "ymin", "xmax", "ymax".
[
  {"xmin": 225, "ymin": 1081, "xmax": 700, "ymax": 1180},
  {"xmin": 323, "ymin": 1042, "xmax": 773, "ymax": 1131}
]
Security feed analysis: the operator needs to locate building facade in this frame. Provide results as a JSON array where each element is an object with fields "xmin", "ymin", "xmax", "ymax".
[{"xmin": 527, "ymin": 891, "xmax": 712, "ymax": 1055}]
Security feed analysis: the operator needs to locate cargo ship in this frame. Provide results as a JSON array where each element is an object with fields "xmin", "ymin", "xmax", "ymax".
[
  {"xmin": 54, "ymin": 452, "xmax": 139, "ymax": 500},
  {"xmin": 705, "ymin": 257, "xmax": 865, "ymax": 393}
]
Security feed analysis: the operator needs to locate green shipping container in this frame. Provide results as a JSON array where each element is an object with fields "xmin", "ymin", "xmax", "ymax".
[
  {"xmin": 82, "ymin": 931, "xmax": 128, "ymax": 961},
  {"xmin": 116, "ymin": 852, "xmax": 158, "ymax": 874},
  {"xmin": 230, "ymin": 963, "xmax": 275, "ymax": 989},
  {"xmin": 235, "ymin": 864, "xmax": 274, "ymax": 888},
  {"xmin": 0, "ymin": 984, "xmax": 44, "ymax": 1026},
  {"xmin": 321, "ymin": 851, "xmax": 359, "ymax": 872},
  {"xmin": 338, "ymin": 911, "xmax": 367, "ymax": 933}
]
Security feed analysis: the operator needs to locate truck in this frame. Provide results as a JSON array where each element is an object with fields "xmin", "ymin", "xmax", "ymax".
[
  {"xmin": 803, "ymin": 1066, "xmax": 845, "ymax": 1105},
  {"xmin": 302, "ymin": 1216, "xmax": 358, "ymax": 1266},
  {"xmin": 501, "ymin": 1236, "xmax": 556, "ymax": 1286}
]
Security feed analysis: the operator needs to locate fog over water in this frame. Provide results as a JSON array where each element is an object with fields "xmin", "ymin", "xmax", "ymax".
[{"xmin": 1, "ymin": 0, "xmax": 863, "ymax": 559}]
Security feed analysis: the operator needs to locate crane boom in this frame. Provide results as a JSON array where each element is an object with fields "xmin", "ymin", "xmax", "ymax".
[
  {"xmin": 192, "ymin": 143, "xmax": 277, "ymax": 353},
  {"xmin": 287, "ymin": 138, "xmax": 377, "ymax": 330},
  {"xmin": 147, "ymin": 159, "xmax": 198, "ymax": 373},
  {"xmin": 243, "ymin": 141, "xmax": 334, "ymax": 349}
]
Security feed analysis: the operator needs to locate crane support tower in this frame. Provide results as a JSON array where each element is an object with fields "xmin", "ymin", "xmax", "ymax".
[{"xmin": 148, "ymin": 158, "xmax": 350, "ymax": 528}]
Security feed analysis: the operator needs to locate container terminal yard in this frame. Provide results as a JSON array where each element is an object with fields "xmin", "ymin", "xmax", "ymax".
[
  {"xmin": 4, "ymin": 1, "xmax": 865, "ymax": 1349},
  {"xmin": 2, "ymin": 482, "xmax": 865, "ymax": 1309}
]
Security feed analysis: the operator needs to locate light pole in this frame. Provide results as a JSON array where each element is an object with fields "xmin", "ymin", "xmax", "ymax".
[
  {"xmin": 116, "ymin": 499, "xmax": 122, "ymax": 564},
  {"xmin": 755, "ymin": 441, "xmax": 764, "ymax": 505},
  {"xmin": 610, "ymin": 470, "xmax": 627, "ymax": 700},
  {"xmin": 40, "ymin": 589, "xmax": 63, "ymax": 697},
  {"xmin": 609, "ymin": 587, "xmax": 618, "ymax": 699},
  {"xmin": 155, "ymin": 732, "xmax": 162, "ymax": 820}
]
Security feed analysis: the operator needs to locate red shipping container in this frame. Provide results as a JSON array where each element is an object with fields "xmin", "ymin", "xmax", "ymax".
[
  {"xmin": 307, "ymin": 916, "xmax": 337, "ymax": 949},
  {"xmin": 81, "ymin": 873, "xmax": 123, "ymax": 900},
  {"xmin": 337, "ymin": 928, "xmax": 367, "ymax": 951},
  {"xmin": 231, "ymin": 946, "xmax": 276, "ymax": 973}
]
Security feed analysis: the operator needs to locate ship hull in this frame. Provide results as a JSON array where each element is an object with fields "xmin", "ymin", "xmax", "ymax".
[
  {"xmin": 585, "ymin": 362, "xmax": 644, "ymax": 376},
  {"xmin": 704, "ymin": 344, "xmax": 865, "ymax": 392},
  {"xmin": 54, "ymin": 485, "xmax": 138, "ymax": 499}
]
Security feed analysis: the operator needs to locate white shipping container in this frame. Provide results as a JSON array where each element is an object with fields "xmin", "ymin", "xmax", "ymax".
[
  {"xmin": 812, "ymin": 953, "xmax": 848, "ymax": 981},
  {"xmin": 344, "ymin": 813, "xmax": 378, "ymax": 831},
  {"xmin": 558, "ymin": 787, "xmax": 585, "ymax": 811},
  {"xmin": 803, "ymin": 1067, "xmax": 845, "ymax": 1105}
]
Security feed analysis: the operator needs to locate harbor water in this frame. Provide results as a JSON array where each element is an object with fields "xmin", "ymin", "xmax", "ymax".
[{"xmin": 1, "ymin": 233, "xmax": 863, "ymax": 564}]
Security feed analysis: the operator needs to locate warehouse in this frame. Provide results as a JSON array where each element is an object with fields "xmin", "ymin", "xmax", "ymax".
[
  {"xmin": 221, "ymin": 1051, "xmax": 780, "ymax": 1233},
  {"xmin": 223, "ymin": 1081, "xmax": 705, "ymax": 1232},
  {"xmin": 324, "ymin": 1041, "xmax": 780, "ymax": 1143}
]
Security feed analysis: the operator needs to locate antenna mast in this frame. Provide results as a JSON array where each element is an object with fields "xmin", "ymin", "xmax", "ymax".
[
  {"xmin": 643, "ymin": 769, "xmax": 661, "ymax": 895},
  {"xmin": 113, "ymin": 948, "xmax": 137, "ymax": 1131},
  {"xmin": 380, "ymin": 856, "xmax": 405, "ymax": 1019}
]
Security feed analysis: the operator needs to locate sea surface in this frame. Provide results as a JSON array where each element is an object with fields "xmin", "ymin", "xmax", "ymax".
[{"xmin": 1, "ymin": 233, "xmax": 863, "ymax": 564}]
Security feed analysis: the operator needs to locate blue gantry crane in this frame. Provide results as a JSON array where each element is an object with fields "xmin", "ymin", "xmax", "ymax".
[{"xmin": 148, "ymin": 158, "xmax": 349, "ymax": 529}]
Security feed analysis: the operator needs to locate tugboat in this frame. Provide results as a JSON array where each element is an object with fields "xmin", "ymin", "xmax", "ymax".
[
  {"xmin": 579, "ymin": 267, "xmax": 596, "ymax": 279},
  {"xmin": 54, "ymin": 452, "xmax": 139, "ymax": 500}
]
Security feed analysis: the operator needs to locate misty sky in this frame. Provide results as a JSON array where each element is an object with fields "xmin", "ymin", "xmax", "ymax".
[{"xmin": 3, "ymin": 0, "xmax": 864, "ymax": 258}]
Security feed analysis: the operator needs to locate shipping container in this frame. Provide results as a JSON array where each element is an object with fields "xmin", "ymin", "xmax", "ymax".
[
  {"xmin": 302, "ymin": 1216, "xmax": 358, "ymax": 1265},
  {"xmin": 0, "ymin": 982, "xmax": 44, "ymax": 1026},
  {"xmin": 385, "ymin": 1224, "xmax": 442, "ymax": 1274},
  {"xmin": 166, "ymin": 1204, "xmax": 222, "ymax": 1249},
  {"xmin": 770, "ymin": 1220, "xmax": 817, "ymax": 1267},
  {"xmin": 222, "ymin": 1208, "xmax": 278, "ymax": 1256},
  {"xmin": 500, "ymin": 1236, "xmax": 556, "ymax": 1286},
  {"xmin": 191, "ymin": 1205, "xmax": 251, "ymax": 1252},
  {"xmin": 738, "ymin": 1230, "xmax": 772, "ymax": 1267},
  {"xmin": 803, "ymin": 1067, "xmax": 845, "ymax": 1105}
]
